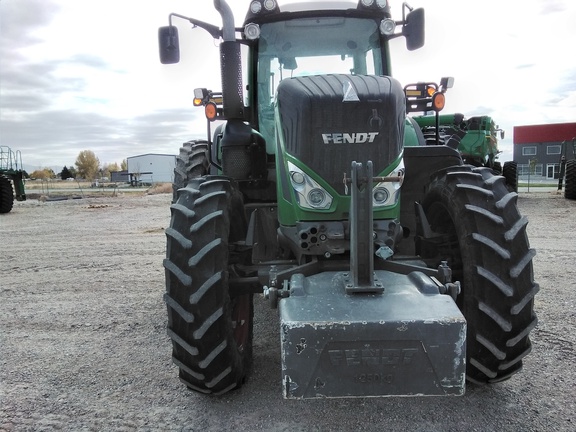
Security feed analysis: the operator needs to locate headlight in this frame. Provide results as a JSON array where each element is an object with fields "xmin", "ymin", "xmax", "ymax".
[
  {"xmin": 373, "ymin": 187, "xmax": 390, "ymax": 205},
  {"xmin": 288, "ymin": 161, "xmax": 333, "ymax": 210},
  {"xmin": 373, "ymin": 161, "xmax": 404, "ymax": 208},
  {"xmin": 308, "ymin": 189, "xmax": 327, "ymax": 208},
  {"xmin": 291, "ymin": 171, "xmax": 305, "ymax": 185}
]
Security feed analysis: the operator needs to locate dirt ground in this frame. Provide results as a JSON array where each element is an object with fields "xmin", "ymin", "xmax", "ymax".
[{"xmin": 1, "ymin": 191, "xmax": 575, "ymax": 431}]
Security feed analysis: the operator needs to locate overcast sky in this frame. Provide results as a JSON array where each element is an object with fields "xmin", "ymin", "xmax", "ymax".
[{"xmin": 1, "ymin": 0, "xmax": 575, "ymax": 173}]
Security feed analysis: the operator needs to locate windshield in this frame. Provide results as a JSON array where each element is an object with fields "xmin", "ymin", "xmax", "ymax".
[{"xmin": 256, "ymin": 17, "xmax": 385, "ymax": 152}]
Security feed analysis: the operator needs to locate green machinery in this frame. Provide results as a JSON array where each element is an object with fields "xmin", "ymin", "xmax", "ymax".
[
  {"xmin": 158, "ymin": 0, "xmax": 538, "ymax": 398},
  {"xmin": 0, "ymin": 146, "xmax": 26, "ymax": 214},
  {"xmin": 406, "ymin": 97, "xmax": 518, "ymax": 191}
]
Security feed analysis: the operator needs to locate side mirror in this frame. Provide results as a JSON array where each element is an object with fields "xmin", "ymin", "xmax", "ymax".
[
  {"xmin": 440, "ymin": 77, "xmax": 455, "ymax": 92},
  {"xmin": 158, "ymin": 26, "xmax": 180, "ymax": 64},
  {"xmin": 280, "ymin": 57, "xmax": 298, "ymax": 71},
  {"xmin": 403, "ymin": 8, "xmax": 425, "ymax": 51}
]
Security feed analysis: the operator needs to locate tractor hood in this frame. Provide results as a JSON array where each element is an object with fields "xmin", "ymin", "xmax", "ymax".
[{"xmin": 275, "ymin": 74, "xmax": 405, "ymax": 191}]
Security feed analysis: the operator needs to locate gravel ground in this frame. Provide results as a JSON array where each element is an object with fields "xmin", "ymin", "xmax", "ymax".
[{"xmin": 1, "ymin": 191, "xmax": 575, "ymax": 431}]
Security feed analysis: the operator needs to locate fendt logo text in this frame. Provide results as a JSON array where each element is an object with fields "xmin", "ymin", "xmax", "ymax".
[{"xmin": 322, "ymin": 132, "xmax": 379, "ymax": 144}]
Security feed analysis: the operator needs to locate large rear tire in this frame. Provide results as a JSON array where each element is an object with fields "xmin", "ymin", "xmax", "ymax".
[
  {"xmin": 420, "ymin": 166, "xmax": 538, "ymax": 383},
  {"xmin": 164, "ymin": 176, "xmax": 253, "ymax": 394},
  {"xmin": 172, "ymin": 141, "xmax": 209, "ymax": 202},
  {"xmin": 564, "ymin": 159, "xmax": 576, "ymax": 200},
  {"xmin": 0, "ymin": 175, "xmax": 15, "ymax": 214}
]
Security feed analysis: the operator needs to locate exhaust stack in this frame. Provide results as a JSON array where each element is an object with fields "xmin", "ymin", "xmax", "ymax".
[{"xmin": 214, "ymin": 0, "xmax": 244, "ymax": 119}]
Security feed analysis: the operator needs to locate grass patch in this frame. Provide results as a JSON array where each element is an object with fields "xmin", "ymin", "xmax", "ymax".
[{"xmin": 518, "ymin": 183, "xmax": 558, "ymax": 188}]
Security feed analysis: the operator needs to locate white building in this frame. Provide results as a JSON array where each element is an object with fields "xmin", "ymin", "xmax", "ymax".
[{"xmin": 127, "ymin": 153, "xmax": 176, "ymax": 184}]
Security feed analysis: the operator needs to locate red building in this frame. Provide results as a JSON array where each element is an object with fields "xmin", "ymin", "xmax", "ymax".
[{"xmin": 513, "ymin": 122, "xmax": 576, "ymax": 179}]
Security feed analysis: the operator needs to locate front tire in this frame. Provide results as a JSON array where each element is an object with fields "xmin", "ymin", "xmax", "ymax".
[
  {"xmin": 420, "ymin": 166, "xmax": 538, "ymax": 383},
  {"xmin": 503, "ymin": 161, "xmax": 518, "ymax": 193},
  {"xmin": 564, "ymin": 159, "xmax": 576, "ymax": 200},
  {"xmin": 164, "ymin": 176, "xmax": 253, "ymax": 394},
  {"xmin": 172, "ymin": 141, "xmax": 209, "ymax": 202}
]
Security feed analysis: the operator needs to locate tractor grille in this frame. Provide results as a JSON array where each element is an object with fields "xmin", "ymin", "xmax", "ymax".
[{"xmin": 276, "ymin": 74, "xmax": 405, "ymax": 190}]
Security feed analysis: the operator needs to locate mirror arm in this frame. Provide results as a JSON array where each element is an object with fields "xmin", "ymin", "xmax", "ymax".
[
  {"xmin": 402, "ymin": 2, "xmax": 414, "ymax": 22},
  {"xmin": 169, "ymin": 13, "xmax": 222, "ymax": 40}
]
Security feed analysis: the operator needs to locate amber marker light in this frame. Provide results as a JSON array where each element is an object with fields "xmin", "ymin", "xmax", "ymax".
[
  {"xmin": 193, "ymin": 98, "xmax": 203, "ymax": 107},
  {"xmin": 406, "ymin": 89, "xmax": 422, "ymax": 97},
  {"xmin": 205, "ymin": 102, "xmax": 217, "ymax": 120},
  {"xmin": 432, "ymin": 92, "xmax": 445, "ymax": 111}
]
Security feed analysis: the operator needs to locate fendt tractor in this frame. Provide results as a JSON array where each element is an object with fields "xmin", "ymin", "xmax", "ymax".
[
  {"xmin": 0, "ymin": 146, "xmax": 26, "ymax": 214},
  {"xmin": 158, "ymin": 0, "xmax": 538, "ymax": 398},
  {"xmin": 409, "ymin": 112, "xmax": 518, "ymax": 192}
]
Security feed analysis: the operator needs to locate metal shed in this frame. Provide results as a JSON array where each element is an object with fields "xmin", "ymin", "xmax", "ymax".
[{"xmin": 126, "ymin": 153, "xmax": 176, "ymax": 184}]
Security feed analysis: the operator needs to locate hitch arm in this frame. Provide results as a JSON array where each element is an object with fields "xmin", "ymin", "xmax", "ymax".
[{"xmin": 345, "ymin": 161, "xmax": 384, "ymax": 294}]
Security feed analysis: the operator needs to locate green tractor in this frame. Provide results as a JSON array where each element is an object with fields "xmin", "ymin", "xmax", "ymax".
[
  {"xmin": 158, "ymin": 0, "xmax": 538, "ymax": 398},
  {"xmin": 407, "ymin": 104, "xmax": 518, "ymax": 192},
  {"xmin": 0, "ymin": 146, "xmax": 26, "ymax": 214}
]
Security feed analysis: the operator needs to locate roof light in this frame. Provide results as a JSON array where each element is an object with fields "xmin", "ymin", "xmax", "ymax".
[
  {"xmin": 359, "ymin": 0, "xmax": 389, "ymax": 12},
  {"xmin": 250, "ymin": 1, "xmax": 262, "ymax": 14},
  {"xmin": 245, "ymin": 0, "xmax": 281, "ymax": 22},
  {"xmin": 380, "ymin": 18, "xmax": 396, "ymax": 35},
  {"xmin": 263, "ymin": 0, "xmax": 277, "ymax": 11},
  {"xmin": 244, "ymin": 23, "xmax": 260, "ymax": 40}
]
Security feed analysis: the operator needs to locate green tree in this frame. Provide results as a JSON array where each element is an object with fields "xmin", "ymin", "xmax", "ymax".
[
  {"xmin": 60, "ymin": 166, "xmax": 73, "ymax": 180},
  {"xmin": 121, "ymin": 159, "xmax": 127, "ymax": 171},
  {"xmin": 75, "ymin": 150, "xmax": 100, "ymax": 180},
  {"xmin": 68, "ymin": 166, "xmax": 77, "ymax": 179}
]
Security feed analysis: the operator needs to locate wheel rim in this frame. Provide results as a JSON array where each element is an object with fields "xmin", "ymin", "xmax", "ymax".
[{"xmin": 425, "ymin": 201, "xmax": 464, "ymax": 309}]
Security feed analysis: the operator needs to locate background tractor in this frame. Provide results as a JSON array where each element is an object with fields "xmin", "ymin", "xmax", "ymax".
[
  {"xmin": 158, "ymin": 0, "xmax": 538, "ymax": 398},
  {"xmin": 405, "ymin": 90, "xmax": 518, "ymax": 191},
  {"xmin": 0, "ymin": 146, "xmax": 26, "ymax": 214}
]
